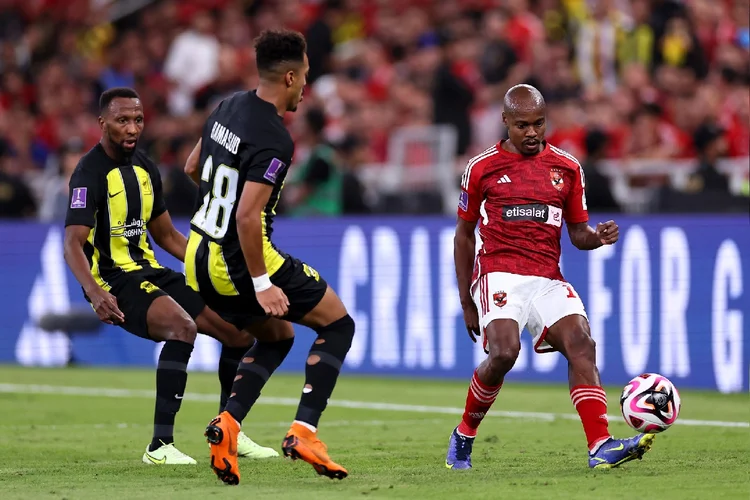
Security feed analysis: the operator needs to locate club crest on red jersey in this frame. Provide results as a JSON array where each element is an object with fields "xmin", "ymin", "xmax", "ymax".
[
  {"xmin": 493, "ymin": 291, "xmax": 507, "ymax": 307},
  {"xmin": 550, "ymin": 169, "xmax": 564, "ymax": 191}
]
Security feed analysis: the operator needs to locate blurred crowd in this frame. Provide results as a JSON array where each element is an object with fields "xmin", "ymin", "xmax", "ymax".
[{"xmin": 0, "ymin": 0, "xmax": 748, "ymax": 219}]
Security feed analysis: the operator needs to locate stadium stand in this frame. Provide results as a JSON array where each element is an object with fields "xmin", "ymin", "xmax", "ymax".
[{"xmin": 0, "ymin": 0, "xmax": 747, "ymax": 218}]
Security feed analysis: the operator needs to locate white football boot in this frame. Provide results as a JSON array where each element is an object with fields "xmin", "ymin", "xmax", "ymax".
[
  {"xmin": 142, "ymin": 442, "xmax": 197, "ymax": 465},
  {"xmin": 237, "ymin": 431, "xmax": 279, "ymax": 458}
]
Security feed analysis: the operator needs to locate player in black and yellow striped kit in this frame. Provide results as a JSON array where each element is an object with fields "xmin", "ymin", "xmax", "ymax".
[
  {"xmin": 63, "ymin": 88, "xmax": 278, "ymax": 465},
  {"xmin": 184, "ymin": 30, "xmax": 356, "ymax": 485}
]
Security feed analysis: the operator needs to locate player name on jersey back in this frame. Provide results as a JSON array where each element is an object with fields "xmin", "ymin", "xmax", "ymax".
[
  {"xmin": 502, "ymin": 204, "xmax": 562, "ymax": 227},
  {"xmin": 210, "ymin": 121, "xmax": 240, "ymax": 155}
]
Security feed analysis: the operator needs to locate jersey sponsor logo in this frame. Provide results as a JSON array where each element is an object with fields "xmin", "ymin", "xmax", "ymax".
[
  {"xmin": 493, "ymin": 291, "xmax": 507, "ymax": 307},
  {"xmin": 108, "ymin": 190, "xmax": 123, "ymax": 198},
  {"xmin": 209, "ymin": 121, "xmax": 241, "ymax": 155},
  {"xmin": 112, "ymin": 218, "xmax": 147, "ymax": 238},
  {"xmin": 70, "ymin": 187, "xmax": 87, "ymax": 208},
  {"xmin": 503, "ymin": 204, "xmax": 548, "ymax": 220},
  {"xmin": 263, "ymin": 158, "xmax": 286, "ymax": 183},
  {"xmin": 502, "ymin": 204, "xmax": 563, "ymax": 227},
  {"xmin": 550, "ymin": 169, "xmax": 564, "ymax": 191},
  {"xmin": 497, "ymin": 175, "xmax": 512, "ymax": 184},
  {"xmin": 458, "ymin": 190, "xmax": 469, "ymax": 211}
]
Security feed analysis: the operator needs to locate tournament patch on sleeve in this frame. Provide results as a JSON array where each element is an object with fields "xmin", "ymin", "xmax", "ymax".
[
  {"xmin": 458, "ymin": 190, "xmax": 469, "ymax": 211},
  {"xmin": 263, "ymin": 158, "xmax": 287, "ymax": 183},
  {"xmin": 70, "ymin": 187, "xmax": 87, "ymax": 209}
]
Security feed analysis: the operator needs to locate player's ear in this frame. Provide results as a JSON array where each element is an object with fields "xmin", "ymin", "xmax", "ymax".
[
  {"xmin": 98, "ymin": 115, "xmax": 105, "ymax": 131},
  {"xmin": 501, "ymin": 112, "xmax": 507, "ymax": 127},
  {"xmin": 285, "ymin": 70, "xmax": 294, "ymax": 89}
]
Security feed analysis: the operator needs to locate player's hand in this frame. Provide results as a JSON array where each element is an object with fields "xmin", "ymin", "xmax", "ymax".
[
  {"xmin": 596, "ymin": 220, "xmax": 619, "ymax": 245},
  {"xmin": 257, "ymin": 285, "xmax": 290, "ymax": 318},
  {"xmin": 462, "ymin": 302, "xmax": 481, "ymax": 343},
  {"xmin": 88, "ymin": 287, "xmax": 125, "ymax": 325}
]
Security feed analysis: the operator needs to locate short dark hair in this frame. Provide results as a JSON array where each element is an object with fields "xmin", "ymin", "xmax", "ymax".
[
  {"xmin": 254, "ymin": 29, "xmax": 307, "ymax": 77},
  {"xmin": 99, "ymin": 87, "xmax": 140, "ymax": 114}
]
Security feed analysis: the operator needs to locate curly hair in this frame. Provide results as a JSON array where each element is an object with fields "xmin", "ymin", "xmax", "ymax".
[{"xmin": 254, "ymin": 29, "xmax": 307, "ymax": 77}]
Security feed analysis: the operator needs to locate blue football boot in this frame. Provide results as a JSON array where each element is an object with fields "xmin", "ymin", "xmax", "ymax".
[
  {"xmin": 589, "ymin": 433, "xmax": 656, "ymax": 469},
  {"xmin": 445, "ymin": 427, "xmax": 474, "ymax": 470}
]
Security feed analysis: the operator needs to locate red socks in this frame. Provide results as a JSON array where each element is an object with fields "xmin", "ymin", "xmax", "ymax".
[
  {"xmin": 570, "ymin": 385, "xmax": 611, "ymax": 451},
  {"xmin": 455, "ymin": 378, "xmax": 611, "ymax": 450},
  {"xmin": 457, "ymin": 371, "xmax": 501, "ymax": 437}
]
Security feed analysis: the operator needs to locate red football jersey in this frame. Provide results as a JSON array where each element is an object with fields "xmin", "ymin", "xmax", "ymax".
[{"xmin": 457, "ymin": 140, "xmax": 588, "ymax": 282}]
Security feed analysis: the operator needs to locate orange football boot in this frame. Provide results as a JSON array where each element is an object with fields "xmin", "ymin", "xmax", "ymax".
[
  {"xmin": 281, "ymin": 422, "xmax": 348, "ymax": 480},
  {"xmin": 204, "ymin": 411, "xmax": 241, "ymax": 485}
]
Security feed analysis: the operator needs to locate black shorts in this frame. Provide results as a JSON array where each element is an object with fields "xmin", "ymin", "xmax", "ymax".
[
  {"xmin": 196, "ymin": 257, "xmax": 328, "ymax": 330},
  {"xmin": 101, "ymin": 268, "xmax": 205, "ymax": 340}
]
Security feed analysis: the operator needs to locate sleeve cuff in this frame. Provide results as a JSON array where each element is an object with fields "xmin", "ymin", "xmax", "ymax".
[
  {"xmin": 151, "ymin": 206, "xmax": 167, "ymax": 219},
  {"xmin": 565, "ymin": 216, "xmax": 589, "ymax": 224},
  {"xmin": 457, "ymin": 211, "xmax": 479, "ymax": 223},
  {"xmin": 64, "ymin": 220, "xmax": 95, "ymax": 228}
]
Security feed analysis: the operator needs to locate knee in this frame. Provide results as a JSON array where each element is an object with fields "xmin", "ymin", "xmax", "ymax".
[
  {"xmin": 565, "ymin": 326, "xmax": 596, "ymax": 363},
  {"xmin": 488, "ymin": 342, "xmax": 521, "ymax": 375},
  {"xmin": 225, "ymin": 330, "xmax": 254, "ymax": 348},
  {"xmin": 318, "ymin": 314, "xmax": 354, "ymax": 336},
  {"xmin": 315, "ymin": 314, "xmax": 355, "ymax": 357},
  {"xmin": 170, "ymin": 318, "xmax": 198, "ymax": 344}
]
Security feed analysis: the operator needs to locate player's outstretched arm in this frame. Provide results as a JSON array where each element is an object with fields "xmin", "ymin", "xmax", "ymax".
[
  {"xmin": 184, "ymin": 139, "xmax": 202, "ymax": 185},
  {"xmin": 236, "ymin": 181, "xmax": 290, "ymax": 317},
  {"xmin": 63, "ymin": 225, "xmax": 125, "ymax": 324},
  {"xmin": 455, "ymin": 218, "xmax": 480, "ymax": 342},
  {"xmin": 566, "ymin": 220, "xmax": 619, "ymax": 250},
  {"xmin": 148, "ymin": 210, "xmax": 188, "ymax": 262}
]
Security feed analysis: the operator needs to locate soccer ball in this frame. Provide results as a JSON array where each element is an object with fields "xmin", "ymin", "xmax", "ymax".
[{"xmin": 620, "ymin": 373, "xmax": 681, "ymax": 433}]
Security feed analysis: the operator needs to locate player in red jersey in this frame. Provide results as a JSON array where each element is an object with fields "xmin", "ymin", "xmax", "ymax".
[{"xmin": 445, "ymin": 84, "xmax": 656, "ymax": 470}]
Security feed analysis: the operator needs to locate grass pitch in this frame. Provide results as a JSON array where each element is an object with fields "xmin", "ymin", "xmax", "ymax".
[{"xmin": 0, "ymin": 366, "xmax": 747, "ymax": 499}]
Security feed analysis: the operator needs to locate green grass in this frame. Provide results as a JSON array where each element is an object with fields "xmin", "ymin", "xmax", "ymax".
[{"xmin": 0, "ymin": 366, "xmax": 747, "ymax": 499}]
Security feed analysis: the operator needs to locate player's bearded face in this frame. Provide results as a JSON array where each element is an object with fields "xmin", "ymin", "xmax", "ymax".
[
  {"xmin": 506, "ymin": 109, "xmax": 547, "ymax": 155},
  {"xmin": 101, "ymin": 98, "xmax": 144, "ymax": 156}
]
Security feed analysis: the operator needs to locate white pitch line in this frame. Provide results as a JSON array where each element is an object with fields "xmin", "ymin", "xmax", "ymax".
[
  {"xmin": 0, "ymin": 383, "xmax": 747, "ymax": 429},
  {"xmin": 0, "ymin": 419, "xmax": 447, "ymax": 432}
]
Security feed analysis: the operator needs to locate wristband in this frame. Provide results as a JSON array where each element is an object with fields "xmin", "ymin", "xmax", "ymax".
[{"xmin": 252, "ymin": 273, "xmax": 272, "ymax": 293}]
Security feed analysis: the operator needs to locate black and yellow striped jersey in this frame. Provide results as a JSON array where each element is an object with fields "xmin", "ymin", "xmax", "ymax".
[
  {"xmin": 64, "ymin": 144, "xmax": 166, "ymax": 290},
  {"xmin": 186, "ymin": 90, "xmax": 294, "ymax": 296}
]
